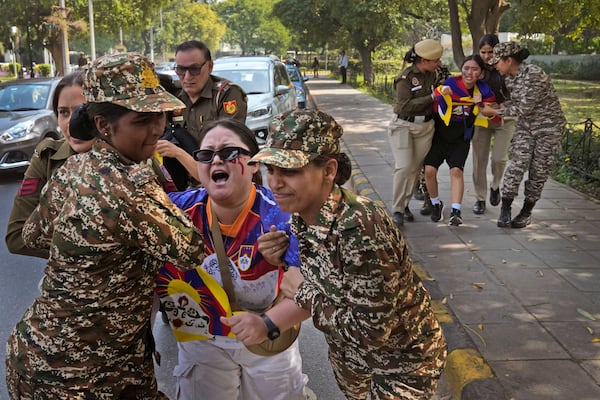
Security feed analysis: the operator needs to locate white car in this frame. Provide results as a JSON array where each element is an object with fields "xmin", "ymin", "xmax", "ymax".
[{"xmin": 212, "ymin": 55, "xmax": 297, "ymax": 144}]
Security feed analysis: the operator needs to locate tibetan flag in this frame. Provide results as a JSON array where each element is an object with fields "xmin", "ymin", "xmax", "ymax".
[
  {"xmin": 433, "ymin": 76, "xmax": 500, "ymax": 139},
  {"xmin": 156, "ymin": 263, "xmax": 236, "ymax": 342}
]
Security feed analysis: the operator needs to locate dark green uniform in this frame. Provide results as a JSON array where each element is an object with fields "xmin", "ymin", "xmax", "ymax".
[
  {"xmin": 179, "ymin": 75, "xmax": 248, "ymax": 145},
  {"xmin": 293, "ymin": 185, "xmax": 447, "ymax": 399},
  {"xmin": 5, "ymin": 140, "xmax": 206, "ymax": 399}
]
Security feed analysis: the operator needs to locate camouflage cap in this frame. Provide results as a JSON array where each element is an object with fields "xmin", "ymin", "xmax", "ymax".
[
  {"xmin": 249, "ymin": 109, "xmax": 343, "ymax": 168},
  {"xmin": 489, "ymin": 41, "xmax": 521, "ymax": 65},
  {"xmin": 82, "ymin": 52, "xmax": 185, "ymax": 113}
]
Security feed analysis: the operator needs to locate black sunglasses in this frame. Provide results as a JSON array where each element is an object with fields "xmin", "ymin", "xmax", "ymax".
[
  {"xmin": 174, "ymin": 60, "xmax": 208, "ymax": 77},
  {"xmin": 192, "ymin": 147, "xmax": 252, "ymax": 163}
]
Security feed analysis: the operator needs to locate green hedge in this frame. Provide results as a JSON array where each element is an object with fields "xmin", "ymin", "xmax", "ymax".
[{"xmin": 35, "ymin": 64, "xmax": 52, "ymax": 77}]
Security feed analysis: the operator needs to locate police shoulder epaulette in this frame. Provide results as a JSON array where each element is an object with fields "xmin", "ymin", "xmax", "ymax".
[{"xmin": 34, "ymin": 137, "xmax": 63, "ymax": 156}]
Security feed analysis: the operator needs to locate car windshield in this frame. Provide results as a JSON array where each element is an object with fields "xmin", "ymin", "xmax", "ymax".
[
  {"xmin": 0, "ymin": 83, "xmax": 51, "ymax": 111},
  {"xmin": 213, "ymin": 69, "xmax": 270, "ymax": 94},
  {"xmin": 286, "ymin": 67, "xmax": 302, "ymax": 82}
]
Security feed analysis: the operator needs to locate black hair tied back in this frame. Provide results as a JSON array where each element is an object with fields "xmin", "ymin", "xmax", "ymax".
[{"xmin": 69, "ymin": 104, "xmax": 97, "ymax": 140}]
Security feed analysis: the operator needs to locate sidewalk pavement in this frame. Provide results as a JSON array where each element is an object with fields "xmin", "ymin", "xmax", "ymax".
[{"xmin": 306, "ymin": 78, "xmax": 600, "ymax": 400}]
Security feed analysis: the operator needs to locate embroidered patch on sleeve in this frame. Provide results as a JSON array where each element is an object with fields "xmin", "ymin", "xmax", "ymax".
[
  {"xmin": 18, "ymin": 178, "xmax": 40, "ymax": 196},
  {"xmin": 223, "ymin": 100, "xmax": 238, "ymax": 115}
]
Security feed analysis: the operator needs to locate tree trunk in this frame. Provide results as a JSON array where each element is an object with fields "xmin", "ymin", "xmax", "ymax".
[
  {"xmin": 448, "ymin": 0, "xmax": 465, "ymax": 68},
  {"xmin": 468, "ymin": 0, "xmax": 511, "ymax": 54},
  {"xmin": 357, "ymin": 46, "xmax": 375, "ymax": 86},
  {"xmin": 49, "ymin": 34, "xmax": 64, "ymax": 76},
  {"xmin": 449, "ymin": 0, "xmax": 512, "ymax": 63}
]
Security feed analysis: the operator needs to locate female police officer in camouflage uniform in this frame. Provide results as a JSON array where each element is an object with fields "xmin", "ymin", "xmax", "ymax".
[
  {"xmin": 5, "ymin": 53, "xmax": 206, "ymax": 399},
  {"xmin": 388, "ymin": 39, "xmax": 443, "ymax": 227},
  {"xmin": 250, "ymin": 109, "xmax": 447, "ymax": 399},
  {"xmin": 5, "ymin": 72, "xmax": 92, "ymax": 258},
  {"xmin": 482, "ymin": 42, "xmax": 566, "ymax": 228}
]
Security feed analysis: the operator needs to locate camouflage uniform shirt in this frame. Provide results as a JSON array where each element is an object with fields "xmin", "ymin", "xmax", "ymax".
[
  {"xmin": 6, "ymin": 140, "xmax": 205, "ymax": 399},
  {"xmin": 179, "ymin": 75, "xmax": 248, "ymax": 145},
  {"xmin": 503, "ymin": 63, "xmax": 565, "ymax": 127},
  {"xmin": 6, "ymin": 139, "xmax": 177, "ymax": 260},
  {"xmin": 292, "ymin": 185, "xmax": 447, "ymax": 397}
]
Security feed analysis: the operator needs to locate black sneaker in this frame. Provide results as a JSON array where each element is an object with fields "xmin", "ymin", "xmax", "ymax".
[
  {"xmin": 489, "ymin": 188, "xmax": 501, "ymax": 206},
  {"xmin": 392, "ymin": 212, "xmax": 404, "ymax": 227},
  {"xmin": 449, "ymin": 208, "xmax": 463, "ymax": 226},
  {"xmin": 404, "ymin": 206, "xmax": 415, "ymax": 222},
  {"xmin": 431, "ymin": 201, "xmax": 444, "ymax": 222}
]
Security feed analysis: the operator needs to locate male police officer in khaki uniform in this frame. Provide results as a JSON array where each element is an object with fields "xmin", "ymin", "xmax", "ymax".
[
  {"xmin": 155, "ymin": 40, "xmax": 248, "ymax": 184},
  {"xmin": 388, "ymin": 39, "xmax": 443, "ymax": 227}
]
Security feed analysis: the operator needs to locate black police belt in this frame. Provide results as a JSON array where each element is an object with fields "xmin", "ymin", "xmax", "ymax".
[{"xmin": 397, "ymin": 115, "xmax": 433, "ymax": 123}]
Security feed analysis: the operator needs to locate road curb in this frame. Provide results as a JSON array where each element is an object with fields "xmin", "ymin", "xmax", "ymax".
[{"xmin": 343, "ymin": 145, "xmax": 508, "ymax": 400}]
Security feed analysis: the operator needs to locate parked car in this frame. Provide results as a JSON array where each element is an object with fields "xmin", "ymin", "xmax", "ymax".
[
  {"xmin": 284, "ymin": 63, "xmax": 310, "ymax": 109},
  {"xmin": 155, "ymin": 61, "xmax": 179, "ymax": 82},
  {"xmin": 0, "ymin": 78, "xmax": 62, "ymax": 171},
  {"xmin": 212, "ymin": 55, "xmax": 297, "ymax": 144}
]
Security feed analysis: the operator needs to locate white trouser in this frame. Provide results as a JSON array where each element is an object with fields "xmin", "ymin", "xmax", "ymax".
[{"xmin": 175, "ymin": 338, "xmax": 307, "ymax": 400}]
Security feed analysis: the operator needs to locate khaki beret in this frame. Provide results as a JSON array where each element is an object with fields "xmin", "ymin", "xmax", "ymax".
[{"xmin": 414, "ymin": 39, "xmax": 443, "ymax": 60}]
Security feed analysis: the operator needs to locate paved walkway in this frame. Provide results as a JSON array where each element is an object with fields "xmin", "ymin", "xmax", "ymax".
[{"xmin": 307, "ymin": 78, "xmax": 600, "ymax": 400}]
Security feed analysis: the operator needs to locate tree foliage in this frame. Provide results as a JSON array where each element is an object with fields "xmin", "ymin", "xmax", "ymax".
[
  {"xmin": 273, "ymin": 0, "xmax": 447, "ymax": 85},
  {"xmin": 215, "ymin": 0, "xmax": 290, "ymax": 55},
  {"xmin": 158, "ymin": 0, "xmax": 225, "ymax": 57},
  {"xmin": 507, "ymin": 0, "xmax": 600, "ymax": 54}
]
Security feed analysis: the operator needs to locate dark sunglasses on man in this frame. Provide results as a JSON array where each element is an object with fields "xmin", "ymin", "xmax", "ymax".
[
  {"xmin": 192, "ymin": 147, "xmax": 251, "ymax": 164},
  {"xmin": 174, "ymin": 60, "xmax": 208, "ymax": 77}
]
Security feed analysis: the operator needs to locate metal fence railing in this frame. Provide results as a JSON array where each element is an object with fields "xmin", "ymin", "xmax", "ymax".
[{"xmin": 562, "ymin": 118, "xmax": 600, "ymax": 183}]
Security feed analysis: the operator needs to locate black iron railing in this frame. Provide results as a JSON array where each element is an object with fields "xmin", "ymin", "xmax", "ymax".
[{"xmin": 562, "ymin": 118, "xmax": 600, "ymax": 183}]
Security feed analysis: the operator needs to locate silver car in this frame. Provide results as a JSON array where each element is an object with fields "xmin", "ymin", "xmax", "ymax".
[
  {"xmin": 212, "ymin": 55, "xmax": 297, "ymax": 144},
  {"xmin": 0, "ymin": 78, "xmax": 62, "ymax": 171}
]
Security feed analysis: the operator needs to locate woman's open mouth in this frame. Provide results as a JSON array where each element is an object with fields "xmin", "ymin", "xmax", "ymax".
[{"xmin": 211, "ymin": 171, "xmax": 229, "ymax": 183}]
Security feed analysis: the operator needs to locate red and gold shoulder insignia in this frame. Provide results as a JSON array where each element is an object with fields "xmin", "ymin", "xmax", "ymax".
[{"xmin": 223, "ymin": 100, "xmax": 237, "ymax": 115}]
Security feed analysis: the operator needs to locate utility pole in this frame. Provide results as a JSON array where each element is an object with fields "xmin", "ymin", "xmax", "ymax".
[
  {"xmin": 9, "ymin": 26, "xmax": 18, "ymax": 78},
  {"xmin": 88, "ymin": 0, "xmax": 96, "ymax": 60},
  {"xmin": 59, "ymin": 0, "xmax": 70, "ymax": 74}
]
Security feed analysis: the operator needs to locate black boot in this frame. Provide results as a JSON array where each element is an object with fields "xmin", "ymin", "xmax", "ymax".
[
  {"xmin": 511, "ymin": 199, "xmax": 536, "ymax": 229},
  {"xmin": 497, "ymin": 197, "xmax": 513, "ymax": 227}
]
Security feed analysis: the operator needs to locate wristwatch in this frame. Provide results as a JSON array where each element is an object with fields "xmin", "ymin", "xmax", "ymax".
[{"xmin": 260, "ymin": 313, "xmax": 281, "ymax": 340}]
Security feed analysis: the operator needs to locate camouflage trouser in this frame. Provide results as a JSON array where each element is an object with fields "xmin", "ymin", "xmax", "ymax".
[
  {"xmin": 6, "ymin": 329, "xmax": 167, "ymax": 400},
  {"xmin": 415, "ymin": 166, "xmax": 427, "ymax": 196},
  {"xmin": 327, "ymin": 338, "xmax": 447, "ymax": 400},
  {"xmin": 502, "ymin": 121, "xmax": 564, "ymax": 202}
]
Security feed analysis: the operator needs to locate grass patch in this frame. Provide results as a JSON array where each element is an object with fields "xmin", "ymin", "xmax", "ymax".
[{"xmin": 553, "ymin": 79, "xmax": 600, "ymax": 126}]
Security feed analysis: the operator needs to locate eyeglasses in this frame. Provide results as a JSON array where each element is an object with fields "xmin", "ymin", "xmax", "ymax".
[
  {"xmin": 174, "ymin": 60, "xmax": 208, "ymax": 77},
  {"xmin": 192, "ymin": 147, "xmax": 251, "ymax": 163}
]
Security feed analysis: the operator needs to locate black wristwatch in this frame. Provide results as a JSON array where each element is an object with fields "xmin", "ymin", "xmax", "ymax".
[{"xmin": 260, "ymin": 313, "xmax": 281, "ymax": 340}]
